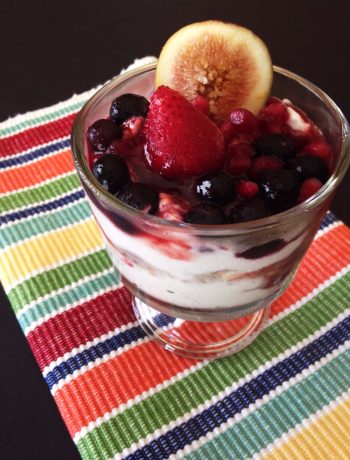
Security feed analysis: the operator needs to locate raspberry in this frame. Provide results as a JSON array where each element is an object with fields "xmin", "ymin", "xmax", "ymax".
[
  {"xmin": 191, "ymin": 95, "xmax": 210, "ymax": 116},
  {"xmin": 303, "ymin": 142, "xmax": 332, "ymax": 161},
  {"xmin": 230, "ymin": 108, "xmax": 261, "ymax": 136},
  {"xmin": 219, "ymin": 120, "xmax": 236, "ymax": 144},
  {"xmin": 226, "ymin": 155, "xmax": 252, "ymax": 176},
  {"xmin": 258, "ymin": 98, "xmax": 289, "ymax": 134},
  {"xmin": 249, "ymin": 155, "xmax": 284, "ymax": 180},
  {"xmin": 237, "ymin": 180, "xmax": 259, "ymax": 199},
  {"xmin": 226, "ymin": 142, "xmax": 255, "ymax": 159},
  {"xmin": 298, "ymin": 178, "xmax": 323, "ymax": 203}
]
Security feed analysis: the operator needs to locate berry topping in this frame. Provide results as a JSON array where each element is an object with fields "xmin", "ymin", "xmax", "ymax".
[
  {"xmin": 229, "ymin": 198, "xmax": 271, "ymax": 223},
  {"xmin": 144, "ymin": 86, "xmax": 225, "ymax": 179},
  {"xmin": 191, "ymin": 95, "xmax": 210, "ymax": 115},
  {"xmin": 236, "ymin": 180, "xmax": 259, "ymax": 199},
  {"xmin": 219, "ymin": 120, "xmax": 236, "ymax": 144},
  {"xmin": 258, "ymin": 97, "xmax": 288, "ymax": 134},
  {"xmin": 116, "ymin": 182, "xmax": 159, "ymax": 214},
  {"xmin": 230, "ymin": 108, "xmax": 261, "ymax": 137},
  {"xmin": 195, "ymin": 173, "xmax": 235, "ymax": 205},
  {"xmin": 226, "ymin": 142, "xmax": 255, "ymax": 159},
  {"xmin": 87, "ymin": 119, "xmax": 122, "ymax": 151},
  {"xmin": 110, "ymin": 94, "xmax": 149, "ymax": 125},
  {"xmin": 249, "ymin": 155, "xmax": 284, "ymax": 180},
  {"xmin": 157, "ymin": 192, "xmax": 191, "ymax": 221},
  {"xmin": 288, "ymin": 154, "xmax": 328, "ymax": 183},
  {"xmin": 298, "ymin": 178, "xmax": 323, "ymax": 203},
  {"xmin": 185, "ymin": 203, "xmax": 227, "ymax": 225},
  {"xmin": 303, "ymin": 141, "xmax": 332, "ymax": 161},
  {"xmin": 259, "ymin": 169, "xmax": 301, "ymax": 210},
  {"xmin": 226, "ymin": 155, "xmax": 252, "ymax": 176},
  {"xmin": 121, "ymin": 117, "xmax": 144, "ymax": 140},
  {"xmin": 92, "ymin": 155, "xmax": 129, "ymax": 194},
  {"xmin": 254, "ymin": 133, "xmax": 296, "ymax": 160}
]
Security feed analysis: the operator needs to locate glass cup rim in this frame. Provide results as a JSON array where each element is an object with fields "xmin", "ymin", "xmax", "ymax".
[{"xmin": 71, "ymin": 62, "xmax": 350, "ymax": 236}]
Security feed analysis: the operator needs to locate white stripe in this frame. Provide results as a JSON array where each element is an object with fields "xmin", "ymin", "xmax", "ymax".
[
  {"xmin": 120, "ymin": 336, "xmax": 350, "ymax": 460},
  {"xmin": 251, "ymin": 387, "xmax": 350, "ymax": 460},
  {"xmin": 24, "ymin": 277, "xmax": 120, "ymax": 336},
  {"xmin": 72, "ymin": 265, "xmax": 350, "ymax": 445},
  {"xmin": 17, "ymin": 266, "xmax": 116, "ymax": 320},
  {"xmin": 42, "ymin": 319, "xmax": 138, "ymax": 377},
  {"xmin": 315, "ymin": 219, "xmax": 342, "ymax": 238},
  {"xmin": 0, "ymin": 135, "xmax": 69, "ymax": 167},
  {"xmin": 0, "ymin": 170, "xmax": 76, "ymax": 198}
]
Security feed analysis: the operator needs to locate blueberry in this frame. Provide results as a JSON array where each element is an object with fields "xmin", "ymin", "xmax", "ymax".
[
  {"xmin": 116, "ymin": 183, "xmax": 159, "ymax": 214},
  {"xmin": 110, "ymin": 93, "xmax": 149, "ymax": 125},
  {"xmin": 229, "ymin": 198, "xmax": 271, "ymax": 223},
  {"xmin": 87, "ymin": 119, "xmax": 122, "ymax": 151},
  {"xmin": 185, "ymin": 203, "xmax": 227, "ymax": 225},
  {"xmin": 195, "ymin": 173, "xmax": 235, "ymax": 205},
  {"xmin": 92, "ymin": 155, "xmax": 129, "ymax": 194},
  {"xmin": 288, "ymin": 154, "xmax": 328, "ymax": 183},
  {"xmin": 259, "ymin": 169, "xmax": 301, "ymax": 211},
  {"xmin": 254, "ymin": 134, "xmax": 296, "ymax": 160}
]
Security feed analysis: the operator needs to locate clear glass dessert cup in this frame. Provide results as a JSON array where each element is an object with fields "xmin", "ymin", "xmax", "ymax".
[{"xmin": 71, "ymin": 63, "xmax": 350, "ymax": 359}]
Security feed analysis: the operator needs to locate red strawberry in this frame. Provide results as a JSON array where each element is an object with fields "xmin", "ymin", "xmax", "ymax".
[
  {"xmin": 191, "ymin": 95, "xmax": 210, "ymax": 116},
  {"xmin": 144, "ymin": 86, "xmax": 225, "ymax": 179}
]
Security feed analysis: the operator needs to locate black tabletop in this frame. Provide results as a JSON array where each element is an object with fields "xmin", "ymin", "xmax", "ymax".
[{"xmin": 1, "ymin": 1, "xmax": 350, "ymax": 459}]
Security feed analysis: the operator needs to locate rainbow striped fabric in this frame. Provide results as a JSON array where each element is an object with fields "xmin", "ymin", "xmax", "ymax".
[{"xmin": 1, "ymin": 80, "xmax": 350, "ymax": 460}]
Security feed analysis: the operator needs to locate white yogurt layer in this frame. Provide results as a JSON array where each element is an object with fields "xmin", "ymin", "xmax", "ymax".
[{"xmin": 89, "ymin": 200, "xmax": 307, "ymax": 311}]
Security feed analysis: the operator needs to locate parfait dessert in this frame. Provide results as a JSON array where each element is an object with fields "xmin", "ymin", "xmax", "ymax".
[{"xmin": 72, "ymin": 21, "xmax": 348, "ymax": 357}]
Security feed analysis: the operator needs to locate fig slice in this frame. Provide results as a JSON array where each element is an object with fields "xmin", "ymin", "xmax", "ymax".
[{"xmin": 155, "ymin": 20, "xmax": 273, "ymax": 119}]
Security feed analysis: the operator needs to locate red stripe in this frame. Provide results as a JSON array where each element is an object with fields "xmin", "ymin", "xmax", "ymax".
[
  {"xmin": 0, "ymin": 149, "xmax": 74, "ymax": 193},
  {"xmin": 27, "ymin": 287, "xmax": 133, "ymax": 371},
  {"xmin": 0, "ymin": 113, "xmax": 76, "ymax": 157}
]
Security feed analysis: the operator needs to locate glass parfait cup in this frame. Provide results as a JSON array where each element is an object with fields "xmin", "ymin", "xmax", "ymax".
[{"xmin": 71, "ymin": 63, "xmax": 350, "ymax": 359}]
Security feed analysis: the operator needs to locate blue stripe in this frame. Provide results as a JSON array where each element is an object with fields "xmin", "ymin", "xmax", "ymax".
[
  {"xmin": 320, "ymin": 211, "xmax": 338, "ymax": 230},
  {"xmin": 125, "ymin": 314, "xmax": 350, "ymax": 460},
  {"xmin": 0, "ymin": 189, "xmax": 85, "ymax": 225},
  {"xmin": 45, "ymin": 313, "xmax": 173, "ymax": 389},
  {"xmin": 0, "ymin": 138, "xmax": 70, "ymax": 169}
]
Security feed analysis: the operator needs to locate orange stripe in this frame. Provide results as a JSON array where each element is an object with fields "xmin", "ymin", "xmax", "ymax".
[
  {"xmin": 0, "ymin": 149, "xmax": 74, "ymax": 193},
  {"xmin": 54, "ymin": 224, "xmax": 350, "ymax": 436},
  {"xmin": 54, "ymin": 340, "xmax": 195, "ymax": 436},
  {"xmin": 271, "ymin": 224, "xmax": 350, "ymax": 316}
]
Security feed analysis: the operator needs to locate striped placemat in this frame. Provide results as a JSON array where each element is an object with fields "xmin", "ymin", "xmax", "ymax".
[{"xmin": 1, "ymin": 72, "xmax": 350, "ymax": 460}]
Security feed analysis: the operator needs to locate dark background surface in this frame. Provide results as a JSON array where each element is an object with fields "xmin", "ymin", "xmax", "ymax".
[{"xmin": 0, "ymin": 1, "xmax": 349, "ymax": 459}]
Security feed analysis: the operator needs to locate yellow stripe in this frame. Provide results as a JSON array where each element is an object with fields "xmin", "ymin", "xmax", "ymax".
[
  {"xmin": 0, "ymin": 218, "xmax": 103, "ymax": 288},
  {"xmin": 261, "ymin": 392, "xmax": 350, "ymax": 460}
]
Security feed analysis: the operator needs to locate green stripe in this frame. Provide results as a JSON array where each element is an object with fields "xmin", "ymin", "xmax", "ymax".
[
  {"xmin": 0, "ymin": 100, "xmax": 86, "ymax": 136},
  {"xmin": 76, "ymin": 272, "xmax": 350, "ymax": 460},
  {"xmin": 18, "ymin": 269, "xmax": 118, "ymax": 331},
  {"xmin": 8, "ymin": 250, "xmax": 113, "ymax": 313},
  {"xmin": 0, "ymin": 172, "xmax": 80, "ymax": 213},
  {"xmin": 0, "ymin": 200, "xmax": 91, "ymax": 248},
  {"xmin": 185, "ymin": 347, "xmax": 350, "ymax": 460}
]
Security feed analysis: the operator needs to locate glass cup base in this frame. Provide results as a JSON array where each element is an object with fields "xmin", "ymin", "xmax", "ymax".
[{"xmin": 133, "ymin": 297, "xmax": 270, "ymax": 360}]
